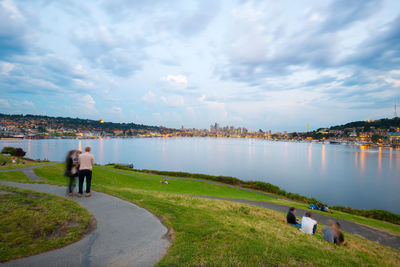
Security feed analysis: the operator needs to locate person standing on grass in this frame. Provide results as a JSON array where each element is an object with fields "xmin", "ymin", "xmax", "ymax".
[
  {"xmin": 300, "ymin": 211, "xmax": 317, "ymax": 234},
  {"xmin": 78, "ymin": 147, "xmax": 94, "ymax": 197}
]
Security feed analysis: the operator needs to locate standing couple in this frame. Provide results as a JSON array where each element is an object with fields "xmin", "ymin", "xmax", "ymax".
[{"xmin": 65, "ymin": 146, "xmax": 95, "ymax": 197}]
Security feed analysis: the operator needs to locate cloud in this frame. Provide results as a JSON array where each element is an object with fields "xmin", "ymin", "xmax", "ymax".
[
  {"xmin": 318, "ymin": 0, "xmax": 381, "ymax": 33},
  {"xmin": 141, "ymin": 91, "xmax": 157, "ymax": 104},
  {"xmin": 0, "ymin": 62, "xmax": 14, "ymax": 75},
  {"xmin": 72, "ymin": 25, "xmax": 147, "ymax": 77},
  {"xmin": 111, "ymin": 106, "xmax": 122, "ymax": 114},
  {"xmin": 161, "ymin": 95, "xmax": 184, "ymax": 107},
  {"xmin": 78, "ymin": 94, "xmax": 96, "ymax": 112},
  {"xmin": 161, "ymin": 74, "xmax": 188, "ymax": 89},
  {"xmin": 0, "ymin": 0, "xmax": 34, "ymax": 60},
  {"xmin": 0, "ymin": 99, "xmax": 10, "ymax": 108},
  {"xmin": 14, "ymin": 100, "xmax": 34, "ymax": 108},
  {"xmin": 198, "ymin": 94, "xmax": 228, "ymax": 122},
  {"xmin": 103, "ymin": 0, "xmax": 220, "ymax": 38}
]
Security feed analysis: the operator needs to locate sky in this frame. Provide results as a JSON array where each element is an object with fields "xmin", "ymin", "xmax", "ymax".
[{"xmin": 0, "ymin": 0, "xmax": 400, "ymax": 132}]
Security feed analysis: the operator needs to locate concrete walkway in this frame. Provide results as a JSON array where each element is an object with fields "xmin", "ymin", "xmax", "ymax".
[
  {"xmin": 98, "ymin": 167, "xmax": 400, "ymax": 250},
  {"xmin": 0, "ymin": 181, "xmax": 169, "ymax": 266},
  {"xmin": 0, "ymin": 163, "xmax": 59, "ymax": 181}
]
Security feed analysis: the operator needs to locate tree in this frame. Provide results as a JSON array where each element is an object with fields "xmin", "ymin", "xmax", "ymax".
[
  {"xmin": 371, "ymin": 134, "xmax": 381, "ymax": 143},
  {"xmin": 1, "ymin": 147, "xmax": 16, "ymax": 155},
  {"xmin": 15, "ymin": 148, "xmax": 26, "ymax": 157}
]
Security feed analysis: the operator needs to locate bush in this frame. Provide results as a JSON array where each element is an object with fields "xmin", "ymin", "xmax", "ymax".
[
  {"xmin": 331, "ymin": 206, "xmax": 400, "ymax": 225},
  {"xmin": 1, "ymin": 147, "xmax": 16, "ymax": 155},
  {"xmin": 15, "ymin": 148, "xmax": 26, "ymax": 157},
  {"xmin": 114, "ymin": 164, "xmax": 134, "ymax": 171}
]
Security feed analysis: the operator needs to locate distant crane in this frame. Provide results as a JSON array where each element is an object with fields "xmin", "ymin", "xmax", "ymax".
[
  {"xmin": 306, "ymin": 123, "xmax": 310, "ymax": 133},
  {"xmin": 395, "ymin": 100, "xmax": 398, "ymax": 118}
]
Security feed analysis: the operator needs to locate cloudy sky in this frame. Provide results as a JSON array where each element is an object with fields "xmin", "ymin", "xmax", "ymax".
[{"xmin": 1, "ymin": 0, "xmax": 399, "ymax": 131}]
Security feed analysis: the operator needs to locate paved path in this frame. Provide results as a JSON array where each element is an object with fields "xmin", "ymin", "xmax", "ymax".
[
  {"xmin": 0, "ymin": 181, "xmax": 170, "ymax": 267},
  {"xmin": 0, "ymin": 163, "xmax": 59, "ymax": 181},
  {"xmin": 98, "ymin": 167, "xmax": 400, "ymax": 250}
]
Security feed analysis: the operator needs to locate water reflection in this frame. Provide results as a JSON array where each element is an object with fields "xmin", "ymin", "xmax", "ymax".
[
  {"xmin": 360, "ymin": 145, "xmax": 366, "ymax": 174},
  {"xmin": 378, "ymin": 147, "xmax": 382, "ymax": 174},
  {"xmin": 99, "ymin": 138, "xmax": 104, "ymax": 163},
  {"xmin": 308, "ymin": 143, "xmax": 312, "ymax": 168},
  {"xmin": 321, "ymin": 145, "xmax": 326, "ymax": 174}
]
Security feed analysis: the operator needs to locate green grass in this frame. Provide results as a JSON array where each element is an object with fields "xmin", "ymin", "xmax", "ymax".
[
  {"xmin": 0, "ymin": 155, "xmax": 45, "ymax": 170},
  {"xmin": 0, "ymin": 185, "xmax": 92, "ymax": 262},
  {"xmin": 99, "ymin": 165, "xmax": 400, "ymax": 236},
  {"xmin": 3, "ymin": 164, "xmax": 399, "ymax": 266},
  {"xmin": 0, "ymin": 171, "xmax": 32, "ymax": 183},
  {"xmin": 36, "ymin": 164, "xmax": 278, "ymax": 202}
]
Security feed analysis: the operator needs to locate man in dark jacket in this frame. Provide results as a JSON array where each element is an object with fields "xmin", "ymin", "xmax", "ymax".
[{"xmin": 287, "ymin": 207, "xmax": 301, "ymax": 227}]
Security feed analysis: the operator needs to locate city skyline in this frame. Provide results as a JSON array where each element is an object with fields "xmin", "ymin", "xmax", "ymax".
[{"xmin": 1, "ymin": 0, "xmax": 400, "ymax": 132}]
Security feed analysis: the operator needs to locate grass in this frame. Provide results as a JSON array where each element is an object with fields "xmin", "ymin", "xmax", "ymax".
[
  {"xmin": 36, "ymin": 164, "xmax": 278, "ymax": 202},
  {"xmin": 100, "ymin": 165, "xmax": 400, "ymax": 236},
  {"xmin": 0, "ymin": 185, "xmax": 92, "ymax": 262},
  {"xmin": 0, "ymin": 155, "xmax": 45, "ymax": 170},
  {"xmin": 126, "ymin": 166, "xmax": 400, "ymax": 226},
  {"xmin": 0, "ymin": 171, "xmax": 33, "ymax": 183},
  {"xmin": 28, "ymin": 163, "xmax": 400, "ymax": 266}
]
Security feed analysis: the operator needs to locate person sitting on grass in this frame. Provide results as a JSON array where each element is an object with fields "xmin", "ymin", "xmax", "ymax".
[
  {"xmin": 322, "ymin": 221, "xmax": 337, "ymax": 243},
  {"xmin": 323, "ymin": 221, "xmax": 346, "ymax": 246},
  {"xmin": 332, "ymin": 222, "xmax": 347, "ymax": 246},
  {"xmin": 286, "ymin": 207, "xmax": 301, "ymax": 227},
  {"xmin": 300, "ymin": 211, "xmax": 317, "ymax": 234}
]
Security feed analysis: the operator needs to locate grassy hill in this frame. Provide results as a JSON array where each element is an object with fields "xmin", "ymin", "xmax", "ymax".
[{"xmin": 23, "ymin": 164, "xmax": 400, "ymax": 266}]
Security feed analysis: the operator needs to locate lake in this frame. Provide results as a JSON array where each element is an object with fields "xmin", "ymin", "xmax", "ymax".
[{"xmin": 1, "ymin": 137, "xmax": 399, "ymax": 214}]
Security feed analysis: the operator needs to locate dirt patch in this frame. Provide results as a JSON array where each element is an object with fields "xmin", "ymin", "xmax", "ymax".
[{"xmin": 86, "ymin": 215, "xmax": 97, "ymax": 235}]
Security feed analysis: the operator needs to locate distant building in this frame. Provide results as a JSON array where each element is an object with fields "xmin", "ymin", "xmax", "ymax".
[{"xmin": 387, "ymin": 132, "xmax": 400, "ymax": 144}]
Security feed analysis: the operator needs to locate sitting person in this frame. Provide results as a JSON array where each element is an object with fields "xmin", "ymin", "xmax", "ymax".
[
  {"xmin": 323, "ymin": 221, "xmax": 346, "ymax": 246},
  {"xmin": 322, "ymin": 221, "xmax": 337, "ymax": 243},
  {"xmin": 286, "ymin": 207, "xmax": 301, "ymax": 227},
  {"xmin": 309, "ymin": 203, "xmax": 317, "ymax": 210},
  {"xmin": 300, "ymin": 211, "xmax": 317, "ymax": 234},
  {"xmin": 332, "ymin": 222, "xmax": 347, "ymax": 246}
]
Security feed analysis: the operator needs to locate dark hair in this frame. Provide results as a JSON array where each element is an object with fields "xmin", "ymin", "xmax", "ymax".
[
  {"xmin": 65, "ymin": 150, "xmax": 75, "ymax": 162},
  {"xmin": 85, "ymin": 147, "xmax": 91, "ymax": 152},
  {"xmin": 305, "ymin": 211, "xmax": 312, "ymax": 218},
  {"xmin": 289, "ymin": 207, "xmax": 296, "ymax": 212},
  {"xmin": 335, "ymin": 222, "xmax": 341, "ymax": 228}
]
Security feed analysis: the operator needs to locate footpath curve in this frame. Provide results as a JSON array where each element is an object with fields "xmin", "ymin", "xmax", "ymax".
[
  {"xmin": 99, "ymin": 166, "xmax": 400, "ymax": 250},
  {"xmin": 0, "ymin": 167, "xmax": 170, "ymax": 267}
]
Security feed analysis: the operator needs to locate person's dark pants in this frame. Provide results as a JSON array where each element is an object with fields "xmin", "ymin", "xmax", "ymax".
[
  {"xmin": 313, "ymin": 224, "xmax": 317, "ymax": 234},
  {"xmin": 79, "ymin": 170, "xmax": 92, "ymax": 194},
  {"xmin": 68, "ymin": 172, "xmax": 78, "ymax": 193},
  {"xmin": 68, "ymin": 176, "xmax": 74, "ymax": 193}
]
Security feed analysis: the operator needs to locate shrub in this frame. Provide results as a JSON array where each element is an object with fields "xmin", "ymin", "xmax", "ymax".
[
  {"xmin": 114, "ymin": 164, "xmax": 134, "ymax": 171},
  {"xmin": 1, "ymin": 147, "xmax": 16, "ymax": 155},
  {"xmin": 15, "ymin": 148, "xmax": 26, "ymax": 157},
  {"xmin": 331, "ymin": 206, "xmax": 400, "ymax": 225}
]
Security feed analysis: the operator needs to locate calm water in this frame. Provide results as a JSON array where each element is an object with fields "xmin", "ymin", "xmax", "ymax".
[{"xmin": 1, "ymin": 138, "xmax": 400, "ymax": 214}]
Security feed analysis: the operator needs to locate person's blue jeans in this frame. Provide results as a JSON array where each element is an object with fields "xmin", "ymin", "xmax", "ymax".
[{"xmin": 313, "ymin": 224, "xmax": 317, "ymax": 234}]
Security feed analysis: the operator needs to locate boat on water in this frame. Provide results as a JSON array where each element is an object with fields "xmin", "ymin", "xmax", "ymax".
[{"xmin": 329, "ymin": 140, "xmax": 341, "ymax": 144}]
